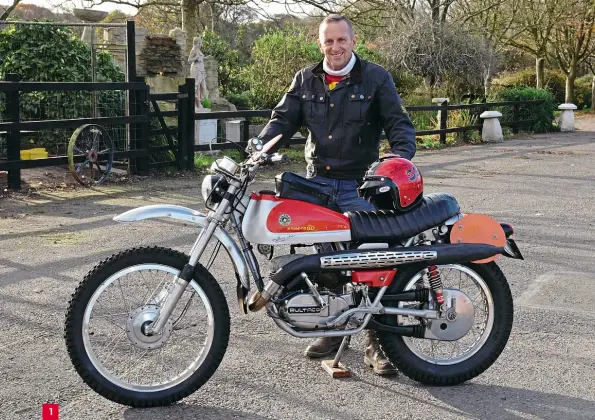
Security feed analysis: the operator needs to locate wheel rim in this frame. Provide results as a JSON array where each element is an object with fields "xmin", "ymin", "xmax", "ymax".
[
  {"xmin": 399, "ymin": 264, "xmax": 494, "ymax": 365},
  {"xmin": 68, "ymin": 124, "xmax": 114, "ymax": 186},
  {"xmin": 82, "ymin": 264, "xmax": 215, "ymax": 392}
]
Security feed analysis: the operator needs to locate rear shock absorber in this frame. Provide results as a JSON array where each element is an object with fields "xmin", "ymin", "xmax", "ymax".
[{"xmin": 427, "ymin": 265, "xmax": 445, "ymax": 306}]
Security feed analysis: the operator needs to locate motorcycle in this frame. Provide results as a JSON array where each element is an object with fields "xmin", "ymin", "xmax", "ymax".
[{"xmin": 64, "ymin": 134, "xmax": 524, "ymax": 407}]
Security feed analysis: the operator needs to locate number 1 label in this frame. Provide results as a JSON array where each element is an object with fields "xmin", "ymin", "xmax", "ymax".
[{"xmin": 42, "ymin": 404, "xmax": 59, "ymax": 420}]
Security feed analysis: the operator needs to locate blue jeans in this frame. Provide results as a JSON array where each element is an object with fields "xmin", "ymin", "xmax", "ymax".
[
  {"xmin": 308, "ymin": 175, "xmax": 375, "ymax": 253},
  {"xmin": 310, "ymin": 176, "xmax": 376, "ymax": 213},
  {"xmin": 308, "ymin": 175, "xmax": 376, "ymax": 213}
]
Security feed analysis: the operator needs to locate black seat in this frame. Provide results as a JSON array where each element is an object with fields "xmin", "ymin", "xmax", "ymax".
[{"xmin": 347, "ymin": 193, "xmax": 460, "ymax": 243}]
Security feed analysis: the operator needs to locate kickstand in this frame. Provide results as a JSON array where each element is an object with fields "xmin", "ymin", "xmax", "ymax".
[{"xmin": 321, "ymin": 336, "xmax": 351, "ymax": 378}]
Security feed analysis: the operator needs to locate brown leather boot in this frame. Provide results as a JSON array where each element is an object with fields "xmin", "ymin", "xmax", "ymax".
[
  {"xmin": 304, "ymin": 336, "xmax": 347, "ymax": 358},
  {"xmin": 363, "ymin": 330, "xmax": 398, "ymax": 375}
]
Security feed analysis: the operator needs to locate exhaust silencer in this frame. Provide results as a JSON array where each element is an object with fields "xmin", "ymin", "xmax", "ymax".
[{"xmin": 248, "ymin": 243, "xmax": 503, "ymax": 312}]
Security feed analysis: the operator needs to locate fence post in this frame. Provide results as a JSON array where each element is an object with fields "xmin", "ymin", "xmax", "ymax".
[
  {"xmin": 126, "ymin": 20, "xmax": 137, "ymax": 82},
  {"xmin": 478, "ymin": 97, "xmax": 487, "ymax": 137},
  {"xmin": 138, "ymin": 80, "xmax": 150, "ymax": 176},
  {"xmin": 512, "ymin": 104, "xmax": 519, "ymax": 134},
  {"xmin": 6, "ymin": 73, "xmax": 21, "ymax": 190},
  {"xmin": 177, "ymin": 82, "xmax": 188, "ymax": 170},
  {"xmin": 439, "ymin": 100, "xmax": 448, "ymax": 144},
  {"xmin": 186, "ymin": 78, "xmax": 196, "ymax": 170}
]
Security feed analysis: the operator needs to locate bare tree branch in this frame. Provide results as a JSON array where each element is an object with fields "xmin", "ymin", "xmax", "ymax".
[{"xmin": 0, "ymin": 0, "xmax": 23, "ymax": 20}]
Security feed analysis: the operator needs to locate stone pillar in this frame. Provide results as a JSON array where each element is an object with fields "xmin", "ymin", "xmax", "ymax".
[
  {"xmin": 102, "ymin": 27, "xmax": 128, "ymax": 71},
  {"xmin": 558, "ymin": 103, "xmax": 577, "ymax": 132},
  {"xmin": 169, "ymin": 27, "xmax": 187, "ymax": 78},
  {"xmin": 135, "ymin": 27, "xmax": 149, "ymax": 77},
  {"xmin": 204, "ymin": 55, "xmax": 221, "ymax": 101},
  {"xmin": 480, "ymin": 111, "xmax": 504, "ymax": 143}
]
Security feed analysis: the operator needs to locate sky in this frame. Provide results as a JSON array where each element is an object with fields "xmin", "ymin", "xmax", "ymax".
[{"xmin": 10, "ymin": 0, "xmax": 298, "ymax": 18}]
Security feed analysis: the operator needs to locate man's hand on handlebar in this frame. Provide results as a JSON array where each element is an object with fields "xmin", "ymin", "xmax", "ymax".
[{"xmin": 245, "ymin": 135, "xmax": 287, "ymax": 167}]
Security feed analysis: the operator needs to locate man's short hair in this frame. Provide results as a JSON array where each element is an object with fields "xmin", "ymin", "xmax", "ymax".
[{"xmin": 320, "ymin": 14, "xmax": 354, "ymax": 37}]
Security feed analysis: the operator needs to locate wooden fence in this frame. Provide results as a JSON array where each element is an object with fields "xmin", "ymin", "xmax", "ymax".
[{"xmin": 0, "ymin": 74, "xmax": 545, "ymax": 190}]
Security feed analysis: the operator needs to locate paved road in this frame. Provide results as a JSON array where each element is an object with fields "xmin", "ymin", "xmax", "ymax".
[{"xmin": 1, "ymin": 119, "xmax": 595, "ymax": 419}]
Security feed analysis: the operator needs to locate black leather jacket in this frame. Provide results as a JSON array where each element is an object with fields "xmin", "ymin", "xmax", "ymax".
[{"xmin": 257, "ymin": 54, "xmax": 416, "ymax": 180}]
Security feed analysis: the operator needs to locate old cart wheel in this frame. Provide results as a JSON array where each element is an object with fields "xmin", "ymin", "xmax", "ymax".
[{"xmin": 68, "ymin": 124, "xmax": 114, "ymax": 186}]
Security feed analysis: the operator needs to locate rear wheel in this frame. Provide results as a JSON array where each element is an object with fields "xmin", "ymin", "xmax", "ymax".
[
  {"xmin": 376, "ymin": 262, "xmax": 513, "ymax": 385},
  {"xmin": 64, "ymin": 246, "xmax": 230, "ymax": 407}
]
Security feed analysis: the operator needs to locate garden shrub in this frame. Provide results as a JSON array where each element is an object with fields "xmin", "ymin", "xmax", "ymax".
[
  {"xmin": 489, "ymin": 86, "xmax": 555, "ymax": 133},
  {"xmin": 0, "ymin": 22, "xmax": 126, "ymax": 152}
]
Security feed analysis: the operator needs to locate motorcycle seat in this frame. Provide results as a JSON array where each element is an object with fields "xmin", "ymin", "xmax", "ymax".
[{"xmin": 346, "ymin": 193, "xmax": 460, "ymax": 243}]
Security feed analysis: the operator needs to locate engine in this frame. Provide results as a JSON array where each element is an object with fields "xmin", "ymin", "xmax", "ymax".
[{"xmin": 279, "ymin": 292, "xmax": 355, "ymax": 330}]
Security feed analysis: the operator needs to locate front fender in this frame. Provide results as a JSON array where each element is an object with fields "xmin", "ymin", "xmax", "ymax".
[{"xmin": 114, "ymin": 205, "xmax": 250, "ymax": 290}]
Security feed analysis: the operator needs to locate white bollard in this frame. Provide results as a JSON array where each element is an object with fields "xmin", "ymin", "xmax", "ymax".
[
  {"xmin": 558, "ymin": 103, "xmax": 577, "ymax": 132},
  {"xmin": 480, "ymin": 110, "xmax": 504, "ymax": 143}
]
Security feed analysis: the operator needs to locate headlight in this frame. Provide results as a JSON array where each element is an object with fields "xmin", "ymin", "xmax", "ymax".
[
  {"xmin": 211, "ymin": 156, "xmax": 240, "ymax": 177},
  {"xmin": 201, "ymin": 175, "xmax": 228, "ymax": 205},
  {"xmin": 201, "ymin": 175, "xmax": 216, "ymax": 201}
]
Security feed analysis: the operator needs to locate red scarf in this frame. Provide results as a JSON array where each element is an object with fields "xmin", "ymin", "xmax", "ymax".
[{"xmin": 325, "ymin": 73, "xmax": 345, "ymax": 90}]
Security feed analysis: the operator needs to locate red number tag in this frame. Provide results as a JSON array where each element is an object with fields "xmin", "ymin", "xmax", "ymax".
[{"xmin": 42, "ymin": 404, "xmax": 59, "ymax": 420}]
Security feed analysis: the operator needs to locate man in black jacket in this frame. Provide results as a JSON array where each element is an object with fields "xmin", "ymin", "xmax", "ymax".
[{"xmin": 256, "ymin": 14, "xmax": 416, "ymax": 375}]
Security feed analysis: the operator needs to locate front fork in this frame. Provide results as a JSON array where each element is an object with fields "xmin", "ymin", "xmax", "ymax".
[{"xmin": 145, "ymin": 184, "xmax": 237, "ymax": 336}]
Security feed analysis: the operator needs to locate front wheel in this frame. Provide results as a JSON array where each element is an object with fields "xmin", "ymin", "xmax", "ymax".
[
  {"xmin": 376, "ymin": 262, "xmax": 513, "ymax": 385},
  {"xmin": 64, "ymin": 246, "xmax": 230, "ymax": 407}
]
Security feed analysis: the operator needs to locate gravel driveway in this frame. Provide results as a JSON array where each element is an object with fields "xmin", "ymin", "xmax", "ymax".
[{"xmin": 1, "ymin": 118, "xmax": 594, "ymax": 419}]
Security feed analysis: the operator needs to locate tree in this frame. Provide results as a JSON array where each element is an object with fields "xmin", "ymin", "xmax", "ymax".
[
  {"xmin": 504, "ymin": 0, "xmax": 567, "ymax": 89},
  {"xmin": 379, "ymin": 14, "xmax": 499, "ymax": 96},
  {"xmin": 0, "ymin": 0, "xmax": 22, "ymax": 20},
  {"xmin": 451, "ymin": 0, "xmax": 519, "ymax": 93},
  {"xmin": 547, "ymin": 0, "xmax": 595, "ymax": 103}
]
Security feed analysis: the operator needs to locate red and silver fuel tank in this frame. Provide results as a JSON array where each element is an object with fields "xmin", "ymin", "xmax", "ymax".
[{"xmin": 241, "ymin": 193, "xmax": 352, "ymax": 245}]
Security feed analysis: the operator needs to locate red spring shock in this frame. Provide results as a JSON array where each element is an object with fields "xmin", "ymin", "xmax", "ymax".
[{"xmin": 427, "ymin": 265, "xmax": 445, "ymax": 306}]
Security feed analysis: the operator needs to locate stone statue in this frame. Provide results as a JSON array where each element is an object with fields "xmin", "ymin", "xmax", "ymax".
[{"xmin": 188, "ymin": 36, "xmax": 209, "ymax": 110}]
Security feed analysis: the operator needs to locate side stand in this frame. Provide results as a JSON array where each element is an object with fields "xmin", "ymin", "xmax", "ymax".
[{"xmin": 321, "ymin": 336, "xmax": 351, "ymax": 378}]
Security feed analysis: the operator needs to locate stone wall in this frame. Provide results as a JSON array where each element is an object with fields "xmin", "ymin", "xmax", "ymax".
[
  {"xmin": 103, "ymin": 25, "xmax": 236, "ymax": 111},
  {"xmin": 138, "ymin": 35, "xmax": 182, "ymax": 76}
]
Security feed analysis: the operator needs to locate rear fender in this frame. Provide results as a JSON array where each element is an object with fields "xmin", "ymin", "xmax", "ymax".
[
  {"xmin": 449, "ymin": 213, "xmax": 510, "ymax": 263},
  {"xmin": 113, "ymin": 205, "xmax": 251, "ymax": 289}
]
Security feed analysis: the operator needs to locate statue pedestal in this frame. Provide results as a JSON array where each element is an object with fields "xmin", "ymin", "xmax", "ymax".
[{"xmin": 195, "ymin": 108, "xmax": 218, "ymax": 145}]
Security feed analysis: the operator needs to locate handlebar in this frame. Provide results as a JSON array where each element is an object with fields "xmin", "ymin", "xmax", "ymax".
[{"xmin": 245, "ymin": 134, "xmax": 285, "ymax": 166}]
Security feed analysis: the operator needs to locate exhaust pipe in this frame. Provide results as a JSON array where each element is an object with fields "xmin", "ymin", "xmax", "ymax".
[{"xmin": 248, "ymin": 243, "xmax": 504, "ymax": 312}]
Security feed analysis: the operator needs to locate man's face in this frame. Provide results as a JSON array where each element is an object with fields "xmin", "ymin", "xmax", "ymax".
[{"xmin": 318, "ymin": 20, "xmax": 357, "ymax": 71}]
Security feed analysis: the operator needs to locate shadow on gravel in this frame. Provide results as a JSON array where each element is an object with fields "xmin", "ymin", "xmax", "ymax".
[
  {"xmin": 122, "ymin": 405, "xmax": 282, "ymax": 420},
  {"xmin": 429, "ymin": 383, "xmax": 595, "ymax": 420},
  {"xmin": 354, "ymin": 377, "xmax": 595, "ymax": 419}
]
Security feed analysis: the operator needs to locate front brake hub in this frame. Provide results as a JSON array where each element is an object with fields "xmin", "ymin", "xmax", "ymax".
[{"xmin": 126, "ymin": 305, "xmax": 173, "ymax": 350}]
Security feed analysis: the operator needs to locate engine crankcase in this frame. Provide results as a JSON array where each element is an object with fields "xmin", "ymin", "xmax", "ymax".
[{"xmin": 280, "ymin": 292, "xmax": 354, "ymax": 329}]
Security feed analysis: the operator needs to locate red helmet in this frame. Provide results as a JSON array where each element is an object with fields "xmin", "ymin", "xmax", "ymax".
[{"xmin": 358, "ymin": 157, "xmax": 424, "ymax": 212}]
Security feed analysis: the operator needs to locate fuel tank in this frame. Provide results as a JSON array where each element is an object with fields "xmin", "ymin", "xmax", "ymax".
[{"xmin": 241, "ymin": 193, "xmax": 351, "ymax": 245}]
